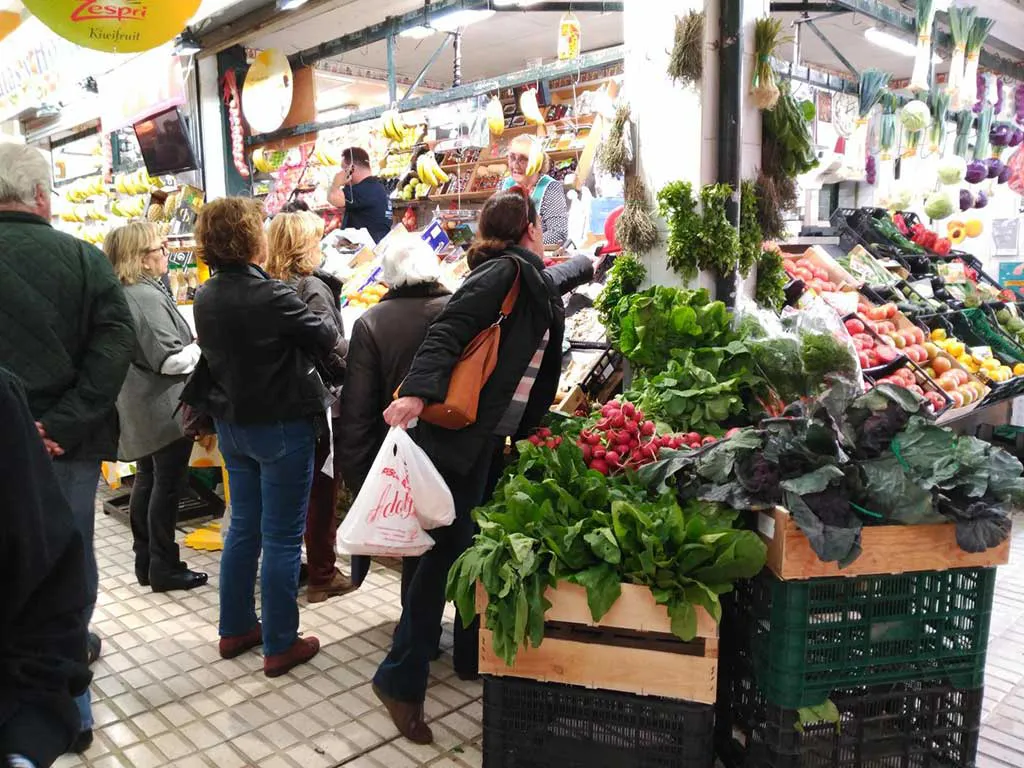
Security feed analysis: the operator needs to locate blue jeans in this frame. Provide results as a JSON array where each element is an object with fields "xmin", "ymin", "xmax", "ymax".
[
  {"xmin": 373, "ymin": 439, "xmax": 497, "ymax": 702},
  {"xmin": 52, "ymin": 460, "xmax": 101, "ymax": 733},
  {"xmin": 215, "ymin": 418, "xmax": 316, "ymax": 656}
]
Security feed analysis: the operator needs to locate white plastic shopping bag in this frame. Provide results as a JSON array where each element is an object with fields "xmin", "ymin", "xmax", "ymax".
[
  {"xmin": 336, "ymin": 428, "xmax": 454, "ymax": 557},
  {"xmin": 395, "ymin": 427, "xmax": 456, "ymax": 530}
]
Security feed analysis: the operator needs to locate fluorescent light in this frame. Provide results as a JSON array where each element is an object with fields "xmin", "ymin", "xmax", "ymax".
[
  {"xmin": 276, "ymin": 0, "xmax": 309, "ymax": 10},
  {"xmin": 400, "ymin": 8, "xmax": 496, "ymax": 37},
  {"xmin": 863, "ymin": 27, "xmax": 942, "ymax": 63}
]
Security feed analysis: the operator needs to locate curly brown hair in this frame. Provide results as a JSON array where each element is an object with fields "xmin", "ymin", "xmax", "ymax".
[{"xmin": 195, "ymin": 197, "xmax": 266, "ymax": 269}]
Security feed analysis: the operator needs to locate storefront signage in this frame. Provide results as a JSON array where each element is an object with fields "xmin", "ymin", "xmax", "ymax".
[
  {"xmin": 22, "ymin": 0, "xmax": 201, "ymax": 54},
  {"xmin": 98, "ymin": 48, "xmax": 185, "ymax": 132}
]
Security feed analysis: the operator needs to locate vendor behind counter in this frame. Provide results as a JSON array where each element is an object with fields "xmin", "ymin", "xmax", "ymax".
[{"xmin": 501, "ymin": 134, "xmax": 569, "ymax": 247}]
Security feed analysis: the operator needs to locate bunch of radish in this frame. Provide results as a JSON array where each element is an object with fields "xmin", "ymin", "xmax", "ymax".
[{"xmin": 527, "ymin": 428, "xmax": 563, "ymax": 450}]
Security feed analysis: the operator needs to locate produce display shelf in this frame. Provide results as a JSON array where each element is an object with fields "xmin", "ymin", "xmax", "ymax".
[
  {"xmin": 755, "ymin": 506, "xmax": 1010, "ymax": 581},
  {"xmin": 485, "ymin": 676, "xmax": 715, "ymax": 768},
  {"xmin": 730, "ymin": 567, "xmax": 995, "ymax": 710},
  {"xmin": 477, "ymin": 581, "xmax": 719, "ymax": 703}
]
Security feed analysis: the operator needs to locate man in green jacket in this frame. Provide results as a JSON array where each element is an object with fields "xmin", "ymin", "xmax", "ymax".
[{"xmin": 0, "ymin": 142, "xmax": 134, "ymax": 756}]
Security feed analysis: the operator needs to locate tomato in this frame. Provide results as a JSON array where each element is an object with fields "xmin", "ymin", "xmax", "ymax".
[{"xmin": 845, "ymin": 318, "xmax": 865, "ymax": 335}]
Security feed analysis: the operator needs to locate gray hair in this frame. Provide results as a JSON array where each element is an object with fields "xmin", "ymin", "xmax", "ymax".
[
  {"xmin": 0, "ymin": 143, "xmax": 51, "ymax": 207},
  {"xmin": 380, "ymin": 234, "xmax": 440, "ymax": 288}
]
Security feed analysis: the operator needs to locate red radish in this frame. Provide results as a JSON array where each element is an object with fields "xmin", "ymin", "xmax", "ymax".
[
  {"xmin": 725, "ymin": 427, "xmax": 741, "ymax": 438},
  {"xmin": 641, "ymin": 421, "xmax": 656, "ymax": 436},
  {"xmin": 610, "ymin": 412, "xmax": 626, "ymax": 428},
  {"xmin": 605, "ymin": 451, "xmax": 621, "ymax": 466},
  {"xmin": 621, "ymin": 402, "xmax": 636, "ymax": 419},
  {"xmin": 593, "ymin": 448, "xmax": 606, "ymax": 460},
  {"xmin": 581, "ymin": 445, "xmax": 593, "ymax": 461},
  {"xmin": 528, "ymin": 435, "xmax": 541, "ymax": 446},
  {"xmin": 590, "ymin": 459, "xmax": 609, "ymax": 475},
  {"xmin": 538, "ymin": 428, "xmax": 551, "ymax": 439},
  {"xmin": 686, "ymin": 432, "xmax": 700, "ymax": 444},
  {"xmin": 702, "ymin": 436, "xmax": 718, "ymax": 445}
]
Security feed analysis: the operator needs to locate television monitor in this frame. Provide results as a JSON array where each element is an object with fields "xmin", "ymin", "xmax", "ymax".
[{"xmin": 133, "ymin": 107, "xmax": 199, "ymax": 177}]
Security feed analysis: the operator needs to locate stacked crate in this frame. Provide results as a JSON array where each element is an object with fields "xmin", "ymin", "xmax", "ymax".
[
  {"xmin": 478, "ymin": 582, "xmax": 718, "ymax": 768},
  {"xmin": 715, "ymin": 506, "xmax": 1010, "ymax": 768}
]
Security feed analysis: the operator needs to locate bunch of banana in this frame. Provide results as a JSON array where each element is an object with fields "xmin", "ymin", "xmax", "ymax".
[
  {"xmin": 415, "ymin": 152, "xmax": 450, "ymax": 187},
  {"xmin": 114, "ymin": 170, "xmax": 158, "ymax": 196},
  {"xmin": 313, "ymin": 146, "xmax": 340, "ymax": 167},
  {"xmin": 110, "ymin": 196, "xmax": 147, "ymax": 219},
  {"xmin": 251, "ymin": 149, "xmax": 289, "ymax": 174},
  {"xmin": 525, "ymin": 139, "xmax": 545, "ymax": 176},
  {"xmin": 64, "ymin": 176, "xmax": 107, "ymax": 203},
  {"xmin": 486, "ymin": 96, "xmax": 505, "ymax": 136},
  {"xmin": 382, "ymin": 110, "xmax": 408, "ymax": 142},
  {"xmin": 519, "ymin": 88, "xmax": 545, "ymax": 125}
]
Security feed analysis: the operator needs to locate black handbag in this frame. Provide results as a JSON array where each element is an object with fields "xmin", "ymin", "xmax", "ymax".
[{"xmin": 176, "ymin": 357, "xmax": 216, "ymax": 438}]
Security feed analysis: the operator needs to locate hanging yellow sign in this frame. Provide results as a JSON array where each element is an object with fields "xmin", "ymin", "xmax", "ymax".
[{"xmin": 22, "ymin": 0, "xmax": 201, "ymax": 54}]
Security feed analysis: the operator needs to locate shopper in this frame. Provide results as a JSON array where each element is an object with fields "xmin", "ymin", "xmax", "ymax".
[
  {"xmin": 502, "ymin": 134, "xmax": 570, "ymax": 246},
  {"xmin": 336, "ymin": 235, "xmax": 452, "ymax": 606},
  {"xmin": 326, "ymin": 146, "xmax": 393, "ymax": 243},
  {"xmin": 265, "ymin": 211, "xmax": 354, "ymax": 604},
  {"xmin": 0, "ymin": 367, "xmax": 92, "ymax": 768},
  {"xmin": 103, "ymin": 221, "xmax": 208, "ymax": 593},
  {"xmin": 181, "ymin": 197, "xmax": 346, "ymax": 677},
  {"xmin": 0, "ymin": 142, "xmax": 133, "ymax": 753},
  {"xmin": 372, "ymin": 187, "xmax": 593, "ymax": 744}
]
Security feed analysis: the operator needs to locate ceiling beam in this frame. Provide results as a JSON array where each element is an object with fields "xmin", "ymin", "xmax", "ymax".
[{"xmin": 247, "ymin": 44, "xmax": 624, "ymax": 146}]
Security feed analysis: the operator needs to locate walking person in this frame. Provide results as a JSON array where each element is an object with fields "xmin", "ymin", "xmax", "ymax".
[
  {"xmin": 372, "ymin": 188, "xmax": 593, "ymax": 744},
  {"xmin": 181, "ymin": 198, "xmax": 346, "ymax": 677},
  {"xmin": 0, "ymin": 143, "xmax": 134, "ymax": 754},
  {"xmin": 103, "ymin": 221, "xmax": 208, "ymax": 593},
  {"xmin": 336, "ymin": 235, "xmax": 451, "ymax": 609},
  {"xmin": 265, "ymin": 211, "xmax": 354, "ymax": 604}
]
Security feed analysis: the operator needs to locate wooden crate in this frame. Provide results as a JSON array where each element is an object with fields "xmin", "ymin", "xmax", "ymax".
[
  {"xmin": 757, "ymin": 506, "xmax": 1011, "ymax": 580},
  {"xmin": 477, "ymin": 581, "xmax": 718, "ymax": 703}
]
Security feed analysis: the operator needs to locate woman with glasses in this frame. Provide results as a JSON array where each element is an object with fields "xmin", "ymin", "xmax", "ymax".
[
  {"xmin": 103, "ymin": 222, "xmax": 208, "ymax": 593},
  {"xmin": 265, "ymin": 212, "xmax": 353, "ymax": 604},
  {"xmin": 502, "ymin": 134, "xmax": 569, "ymax": 246}
]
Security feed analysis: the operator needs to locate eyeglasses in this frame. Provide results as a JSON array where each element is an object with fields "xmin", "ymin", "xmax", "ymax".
[
  {"xmin": 146, "ymin": 244, "xmax": 168, "ymax": 255},
  {"xmin": 507, "ymin": 153, "xmax": 529, "ymax": 166}
]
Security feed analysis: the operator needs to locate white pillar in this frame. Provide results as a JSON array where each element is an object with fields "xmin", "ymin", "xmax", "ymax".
[{"xmin": 198, "ymin": 56, "xmax": 226, "ymax": 200}]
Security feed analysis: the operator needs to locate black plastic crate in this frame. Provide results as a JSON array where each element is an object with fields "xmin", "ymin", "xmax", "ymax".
[
  {"xmin": 483, "ymin": 676, "xmax": 715, "ymax": 768},
  {"xmin": 581, "ymin": 348, "xmax": 624, "ymax": 400},
  {"xmin": 715, "ymin": 634, "xmax": 983, "ymax": 768},
  {"xmin": 729, "ymin": 568, "xmax": 994, "ymax": 710}
]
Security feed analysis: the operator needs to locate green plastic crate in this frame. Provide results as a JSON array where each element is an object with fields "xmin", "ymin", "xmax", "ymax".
[{"xmin": 731, "ymin": 568, "xmax": 995, "ymax": 709}]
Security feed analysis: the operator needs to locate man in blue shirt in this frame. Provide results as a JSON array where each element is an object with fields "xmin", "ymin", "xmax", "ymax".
[{"xmin": 327, "ymin": 147, "xmax": 394, "ymax": 244}]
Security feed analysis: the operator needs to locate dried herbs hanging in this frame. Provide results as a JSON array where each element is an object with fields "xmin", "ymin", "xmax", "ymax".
[
  {"xmin": 597, "ymin": 104, "xmax": 631, "ymax": 176},
  {"xmin": 751, "ymin": 18, "xmax": 784, "ymax": 110},
  {"xmin": 755, "ymin": 171, "xmax": 795, "ymax": 241},
  {"xmin": 739, "ymin": 180, "xmax": 763, "ymax": 279},
  {"xmin": 667, "ymin": 10, "xmax": 705, "ymax": 86},
  {"xmin": 616, "ymin": 176, "xmax": 660, "ymax": 255}
]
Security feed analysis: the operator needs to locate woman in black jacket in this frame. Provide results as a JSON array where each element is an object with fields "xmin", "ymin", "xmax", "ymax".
[
  {"xmin": 182, "ymin": 198, "xmax": 345, "ymax": 678},
  {"xmin": 372, "ymin": 187, "xmax": 593, "ymax": 744},
  {"xmin": 266, "ymin": 212, "xmax": 353, "ymax": 605}
]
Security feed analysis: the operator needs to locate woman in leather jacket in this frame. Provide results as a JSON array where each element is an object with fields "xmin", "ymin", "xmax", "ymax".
[
  {"xmin": 266, "ymin": 212, "xmax": 354, "ymax": 605},
  {"xmin": 372, "ymin": 187, "xmax": 593, "ymax": 744},
  {"xmin": 182, "ymin": 198, "xmax": 345, "ymax": 678}
]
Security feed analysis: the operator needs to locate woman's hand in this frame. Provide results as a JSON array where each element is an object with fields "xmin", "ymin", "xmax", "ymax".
[{"xmin": 384, "ymin": 397, "xmax": 425, "ymax": 429}]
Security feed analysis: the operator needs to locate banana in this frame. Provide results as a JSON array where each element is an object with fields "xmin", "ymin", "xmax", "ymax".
[
  {"xmin": 487, "ymin": 96, "xmax": 505, "ymax": 136},
  {"xmin": 526, "ymin": 139, "xmax": 544, "ymax": 176},
  {"xmin": 382, "ymin": 111, "xmax": 398, "ymax": 141},
  {"xmin": 415, "ymin": 154, "xmax": 429, "ymax": 185},
  {"xmin": 424, "ymin": 153, "xmax": 449, "ymax": 185},
  {"xmin": 520, "ymin": 88, "xmax": 545, "ymax": 125}
]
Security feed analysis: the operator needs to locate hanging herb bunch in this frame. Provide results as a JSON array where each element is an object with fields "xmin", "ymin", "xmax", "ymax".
[
  {"xmin": 657, "ymin": 180, "xmax": 702, "ymax": 280},
  {"xmin": 755, "ymin": 170, "xmax": 796, "ymax": 241},
  {"xmin": 697, "ymin": 183, "xmax": 741, "ymax": 277},
  {"xmin": 739, "ymin": 180, "xmax": 764, "ymax": 279},
  {"xmin": 751, "ymin": 17, "xmax": 784, "ymax": 110},
  {"xmin": 616, "ymin": 176, "xmax": 660, "ymax": 255},
  {"xmin": 755, "ymin": 242, "xmax": 787, "ymax": 310},
  {"xmin": 668, "ymin": 10, "xmax": 705, "ymax": 87},
  {"xmin": 597, "ymin": 104, "xmax": 632, "ymax": 176}
]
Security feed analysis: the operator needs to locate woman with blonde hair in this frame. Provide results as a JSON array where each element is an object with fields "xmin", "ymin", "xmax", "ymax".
[
  {"xmin": 103, "ymin": 221, "xmax": 208, "ymax": 593},
  {"xmin": 503, "ymin": 133, "xmax": 569, "ymax": 246},
  {"xmin": 266, "ymin": 211, "xmax": 352, "ymax": 604}
]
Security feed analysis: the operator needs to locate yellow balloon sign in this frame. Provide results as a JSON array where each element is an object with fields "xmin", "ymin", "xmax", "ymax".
[{"xmin": 22, "ymin": 0, "xmax": 201, "ymax": 54}]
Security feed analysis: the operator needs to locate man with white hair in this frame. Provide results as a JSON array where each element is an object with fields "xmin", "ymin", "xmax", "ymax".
[{"xmin": 0, "ymin": 142, "xmax": 134, "ymax": 756}]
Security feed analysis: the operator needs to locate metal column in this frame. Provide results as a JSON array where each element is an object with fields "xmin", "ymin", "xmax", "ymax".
[
  {"xmin": 386, "ymin": 33, "xmax": 397, "ymax": 103},
  {"xmin": 716, "ymin": 0, "xmax": 743, "ymax": 308}
]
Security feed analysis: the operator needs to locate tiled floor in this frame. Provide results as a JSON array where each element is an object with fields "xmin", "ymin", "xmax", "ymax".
[
  {"xmin": 53, "ymin": 497, "xmax": 1024, "ymax": 768},
  {"xmin": 54, "ymin": 504, "xmax": 484, "ymax": 768}
]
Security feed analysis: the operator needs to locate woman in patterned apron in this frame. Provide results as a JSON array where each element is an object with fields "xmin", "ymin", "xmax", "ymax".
[{"xmin": 501, "ymin": 134, "xmax": 570, "ymax": 246}]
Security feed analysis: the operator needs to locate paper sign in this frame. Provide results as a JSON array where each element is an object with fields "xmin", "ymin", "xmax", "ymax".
[
  {"xmin": 992, "ymin": 218, "xmax": 1020, "ymax": 256},
  {"xmin": 998, "ymin": 261, "xmax": 1024, "ymax": 300}
]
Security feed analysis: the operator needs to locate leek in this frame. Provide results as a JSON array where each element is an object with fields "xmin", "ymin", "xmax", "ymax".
[
  {"xmin": 909, "ymin": 0, "xmax": 936, "ymax": 92},
  {"xmin": 963, "ymin": 16, "xmax": 994, "ymax": 107},
  {"xmin": 945, "ymin": 6, "xmax": 976, "ymax": 109}
]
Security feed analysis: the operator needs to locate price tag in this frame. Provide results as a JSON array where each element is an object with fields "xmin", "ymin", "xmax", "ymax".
[{"xmin": 757, "ymin": 511, "xmax": 776, "ymax": 540}]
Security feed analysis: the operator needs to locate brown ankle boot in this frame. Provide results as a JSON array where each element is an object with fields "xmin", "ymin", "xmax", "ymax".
[
  {"xmin": 307, "ymin": 571, "xmax": 356, "ymax": 604},
  {"xmin": 372, "ymin": 683, "xmax": 433, "ymax": 744},
  {"xmin": 219, "ymin": 624, "xmax": 262, "ymax": 659},
  {"xmin": 264, "ymin": 636, "xmax": 320, "ymax": 677}
]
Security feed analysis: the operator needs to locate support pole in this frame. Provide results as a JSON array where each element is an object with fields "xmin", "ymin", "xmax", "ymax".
[
  {"xmin": 803, "ymin": 19, "xmax": 858, "ymax": 77},
  {"xmin": 716, "ymin": 0, "xmax": 743, "ymax": 307},
  {"xmin": 386, "ymin": 33, "xmax": 397, "ymax": 103},
  {"xmin": 402, "ymin": 33, "xmax": 454, "ymax": 101}
]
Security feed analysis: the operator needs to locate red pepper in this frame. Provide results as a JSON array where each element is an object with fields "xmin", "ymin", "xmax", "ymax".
[
  {"xmin": 921, "ymin": 230, "xmax": 938, "ymax": 250},
  {"xmin": 933, "ymin": 238, "xmax": 952, "ymax": 255},
  {"xmin": 894, "ymin": 213, "xmax": 909, "ymax": 235},
  {"xmin": 910, "ymin": 223, "xmax": 927, "ymax": 244}
]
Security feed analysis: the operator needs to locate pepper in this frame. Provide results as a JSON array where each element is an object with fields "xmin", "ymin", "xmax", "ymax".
[
  {"xmin": 933, "ymin": 237, "xmax": 952, "ymax": 255},
  {"xmin": 921, "ymin": 230, "xmax": 938, "ymax": 250},
  {"xmin": 894, "ymin": 213, "xmax": 910, "ymax": 235}
]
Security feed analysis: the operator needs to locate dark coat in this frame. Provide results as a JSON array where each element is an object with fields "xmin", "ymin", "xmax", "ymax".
[
  {"xmin": 398, "ymin": 248, "xmax": 592, "ymax": 475},
  {"xmin": 182, "ymin": 263, "xmax": 345, "ymax": 425},
  {"xmin": 0, "ymin": 211, "xmax": 134, "ymax": 460},
  {"xmin": 337, "ymin": 282, "xmax": 451, "ymax": 493},
  {"xmin": 0, "ymin": 367, "xmax": 91, "ymax": 766},
  {"xmin": 289, "ymin": 268, "xmax": 349, "ymax": 362}
]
